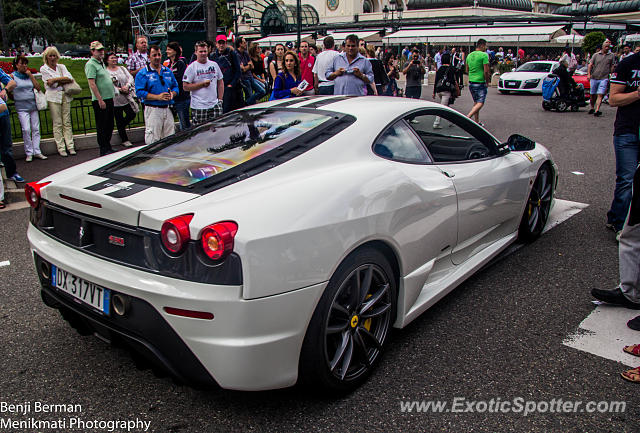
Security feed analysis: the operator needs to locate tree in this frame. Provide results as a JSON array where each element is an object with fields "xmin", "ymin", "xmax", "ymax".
[
  {"xmin": 104, "ymin": 0, "xmax": 131, "ymax": 50},
  {"xmin": 52, "ymin": 18, "xmax": 78, "ymax": 44},
  {"xmin": 583, "ymin": 31, "xmax": 606, "ymax": 55},
  {"xmin": 217, "ymin": 0, "xmax": 233, "ymax": 30},
  {"xmin": 7, "ymin": 17, "xmax": 54, "ymax": 51},
  {"xmin": 206, "ymin": 0, "xmax": 216, "ymax": 42}
]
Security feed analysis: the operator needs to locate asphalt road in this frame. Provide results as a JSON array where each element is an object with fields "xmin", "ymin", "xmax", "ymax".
[{"xmin": 1, "ymin": 89, "xmax": 636, "ymax": 433}]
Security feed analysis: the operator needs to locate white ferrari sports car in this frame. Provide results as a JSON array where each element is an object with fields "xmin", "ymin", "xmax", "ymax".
[
  {"xmin": 27, "ymin": 96, "xmax": 556, "ymax": 392},
  {"xmin": 498, "ymin": 61, "xmax": 560, "ymax": 94}
]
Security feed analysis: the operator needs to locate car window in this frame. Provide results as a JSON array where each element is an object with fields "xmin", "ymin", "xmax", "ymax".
[
  {"xmin": 103, "ymin": 110, "xmax": 333, "ymax": 186},
  {"xmin": 516, "ymin": 62, "xmax": 552, "ymax": 73},
  {"xmin": 406, "ymin": 112, "xmax": 495, "ymax": 163},
  {"xmin": 373, "ymin": 120, "xmax": 430, "ymax": 163}
]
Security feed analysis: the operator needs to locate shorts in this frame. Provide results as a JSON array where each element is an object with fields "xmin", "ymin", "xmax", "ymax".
[
  {"xmin": 590, "ymin": 78, "xmax": 609, "ymax": 95},
  {"xmin": 191, "ymin": 102, "xmax": 222, "ymax": 126},
  {"xmin": 469, "ymin": 83, "xmax": 487, "ymax": 103}
]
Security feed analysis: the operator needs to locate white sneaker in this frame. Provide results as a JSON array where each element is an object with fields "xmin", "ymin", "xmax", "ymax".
[
  {"xmin": 122, "ymin": 141, "xmax": 133, "ymax": 147},
  {"xmin": 25, "ymin": 155, "xmax": 33, "ymax": 162},
  {"xmin": 59, "ymin": 150, "xmax": 68, "ymax": 157},
  {"xmin": 35, "ymin": 153, "xmax": 47, "ymax": 160},
  {"xmin": 68, "ymin": 149, "xmax": 77, "ymax": 155}
]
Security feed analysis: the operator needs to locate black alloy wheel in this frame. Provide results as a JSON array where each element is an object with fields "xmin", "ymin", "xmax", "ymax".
[
  {"xmin": 299, "ymin": 247, "xmax": 396, "ymax": 393},
  {"xmin": 518, "ymin": 164, "xmax": 553, "ymax": 242},
  {"xmin": 556, "ymin": 100, "xmax": 568, "ymax": 112}
]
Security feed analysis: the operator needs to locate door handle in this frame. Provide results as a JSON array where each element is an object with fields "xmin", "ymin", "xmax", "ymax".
[{"xmin": 441, "ymin": 170, "xmax": 455, "ymax": 178}]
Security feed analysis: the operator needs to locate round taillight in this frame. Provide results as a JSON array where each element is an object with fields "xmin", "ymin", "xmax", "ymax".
[
  {"xmin": 25, "ymin": 181, "xmax": 51, "ymax": 208},
  {"xmin": 200, "ymin": 221, "xmax": 238, "ymax": 261},
  {"xmin": 161, "ymin": 214, "xmax": 193, "ymax": 253}
]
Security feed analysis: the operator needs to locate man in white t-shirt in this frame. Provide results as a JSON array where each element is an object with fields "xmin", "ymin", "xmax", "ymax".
[
  {"xmin": 183, "ymin": 41, "xmax": 224, "ymax": 126},
  {"xmin": 312, "ymin": 36, "xmax": 340, "ymax": 95}
]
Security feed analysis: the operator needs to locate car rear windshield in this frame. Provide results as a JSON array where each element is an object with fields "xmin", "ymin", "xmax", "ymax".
[
  {"xmin": 516, "ymin": 63, "xmax": 552, "ymax": 73},
  {"xmin": 103, "ymin": 110, "xmax": 333, "ymax": 187}
]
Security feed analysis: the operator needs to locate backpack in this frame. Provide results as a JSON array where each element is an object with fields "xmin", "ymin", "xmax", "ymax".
[{"xmin": 435, "ymin": 66, "xmax": 454, "ymax": 93}]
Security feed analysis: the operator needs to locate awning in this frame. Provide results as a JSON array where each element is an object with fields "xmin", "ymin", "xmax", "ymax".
[
  {"xmin": 317, "ymin": 31, "xmax": 383, "ymax": 46},
  {"xmin": 625, "ymin": 34, "xmax": 640, "ymax": 42},
  {"xmin": 382, "ymin": 25, "xmax": 566, "ymax": 44},
  {"xmin": 253, "ymin": 33, "xmax": 313, "ymax": 46}
]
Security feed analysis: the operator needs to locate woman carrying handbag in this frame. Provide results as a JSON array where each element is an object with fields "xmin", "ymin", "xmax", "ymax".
[
  {"xmin": 11, "ymin": 55, "xmax": 46, "ymax": 162},
  {"xmin": 40, "ymin": 46, "xmax": 77, "ymax": 156}
]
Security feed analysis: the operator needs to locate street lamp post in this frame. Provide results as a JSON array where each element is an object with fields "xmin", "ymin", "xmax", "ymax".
[
  {"xmin": 382, "ymin": 0, "xmax": 403, "ymax": 33},
  {"xmin": 228, "ymin": 0, "xmax": 238, "ymax": 36},
  {"xmin": 93, "ymin": 5, "xmax": 111, "ymax": 47},
  {"xmin": 573, "ymin": 0, "xmax": 604, "ymax": 33}
]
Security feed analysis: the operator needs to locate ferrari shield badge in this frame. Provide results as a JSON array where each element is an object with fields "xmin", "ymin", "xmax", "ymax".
[{"xmin": 524, "ymin": 152, "xmax": 534, "ymax": 163}]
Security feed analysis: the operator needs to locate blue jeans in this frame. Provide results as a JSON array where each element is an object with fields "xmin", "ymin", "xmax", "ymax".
[
  {"xmin": 242, "ymin": 77, "xmax": 266, "ymax": 105},
  {"xmin": 608, "ymin": 133, "xmax": 640, "ymax": 231},
  {"xmin": 0, "ymin": 114, "xmax": 16, "ymax": 178},
  {"xmin": 173, "ymin": 98, "xmax": 191, "ymax": 131}
]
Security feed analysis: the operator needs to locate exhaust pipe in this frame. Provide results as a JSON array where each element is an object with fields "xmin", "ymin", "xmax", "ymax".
[{"xmin": 112, "ymin": 293, "xmax": 130, "ymax": 316}]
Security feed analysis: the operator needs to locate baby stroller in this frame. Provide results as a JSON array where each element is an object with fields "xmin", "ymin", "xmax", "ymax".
[{"xmin": 542, "ymin": 74, "xmax": 586, "ymax": 112}]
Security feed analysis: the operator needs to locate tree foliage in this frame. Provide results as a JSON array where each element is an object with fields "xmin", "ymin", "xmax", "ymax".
[
  {"xmin": 217, "ymin": 0, "xmax": 233, "ymax": 30},
  {"xmin": 52, "ymin": 18, "xmax": 79, "ymax": 44},
  {"xmin": 583, "ymin": 31, "xmax": 606, "ymax": 55},
  {"xmin": 8, "ymin": 17, "xmax": 54, "ymax": 51}
]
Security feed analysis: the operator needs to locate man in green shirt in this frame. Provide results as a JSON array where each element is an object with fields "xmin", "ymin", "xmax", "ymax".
[
  {"xmin": 465, "ymin": 38, "xmax": 490, "ymax": 125},
  {"xmin": 85, "ymin": 40, "xmax": 115, "ymax": 155}
]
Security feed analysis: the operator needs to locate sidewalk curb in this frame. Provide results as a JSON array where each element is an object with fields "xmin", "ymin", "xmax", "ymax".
[{"xmin": 11, "ymin": 126, "xmax": 146, "ymax": 159}]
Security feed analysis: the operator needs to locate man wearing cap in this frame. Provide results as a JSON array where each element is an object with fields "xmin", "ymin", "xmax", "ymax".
[
  {"xmin": 211, "ymin": 34, "xmax": 241, "ymax": 113},
  {"xmin": 85, "ymin": 41, "xmax": 115, "ymax": 155},
  {"xmin": 135, "ymin": 44, "xmax": 179, "ymax": 145},
  {"xmin": 183, "ymin": 41, "xmax": 224, "ymax": 126}
]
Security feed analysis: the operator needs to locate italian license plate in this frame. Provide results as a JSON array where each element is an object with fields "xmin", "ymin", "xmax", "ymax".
[{"xmin": 51, "ymin": 265, "xmax": 110, "ymax": 315}]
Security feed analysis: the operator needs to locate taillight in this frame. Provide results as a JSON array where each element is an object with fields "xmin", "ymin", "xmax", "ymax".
[
  {"xmin": 200, "ymin": 221, "xmax": 238, "ymax": 261},
  {"xmin": 25, "ymin": 181, "xmax": 51, "ymax": 208},
  {"xmin": 161, "ymin": 214, "xmax": 193, "ymax": 253}
]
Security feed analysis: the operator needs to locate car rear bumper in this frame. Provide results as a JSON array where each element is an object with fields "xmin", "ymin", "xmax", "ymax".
[{"xmin": 28, "ymin": 224, "xmax": 326, "ymax": 391}]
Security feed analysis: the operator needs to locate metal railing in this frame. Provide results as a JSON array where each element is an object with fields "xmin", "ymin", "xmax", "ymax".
[{"xmin": 7, "ymin": 97, "xmax": 145, "ymax": 141}]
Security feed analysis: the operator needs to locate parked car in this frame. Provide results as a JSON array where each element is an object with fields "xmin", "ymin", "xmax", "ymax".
[
  {"xmin": 26, "ymin": 97, "xmax": 557, "ymax": 393},
  {"xmin": 572, "ymin": 65, "xmax": 591, "ymax": 99},
  {"xmin": 499, "ymin": 61, "xmax": 560, "ymax": 94},
  {"xmin": 63, "ymin": 49, "xmax": 91, "ymax": 58}
]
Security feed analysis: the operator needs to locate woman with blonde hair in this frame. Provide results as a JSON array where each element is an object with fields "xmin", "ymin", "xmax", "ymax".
[{"xmin": 40, "ymin": 46, "xmax": 77, "ymax": 156}]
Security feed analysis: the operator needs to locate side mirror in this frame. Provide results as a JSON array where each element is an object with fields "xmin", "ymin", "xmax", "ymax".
[{"xmin": 506, "ymin": 134, "xmax": 536, "ymax": 151}]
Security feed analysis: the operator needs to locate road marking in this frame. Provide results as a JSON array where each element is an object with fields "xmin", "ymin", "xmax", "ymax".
[
  {"xmin": 563, "ymin": 305, "xmax": 640, "ymax": 367},
  {"xmin": 544, "ymin": 199, "xmax": 589, "ymax": 234},
  {"xmin": 0, "ymin": 260, "xmax": 9, "ymax": 267},
  {"xmin": 571, "ymin": 171, "xmax": 585, "ymax": 175}
]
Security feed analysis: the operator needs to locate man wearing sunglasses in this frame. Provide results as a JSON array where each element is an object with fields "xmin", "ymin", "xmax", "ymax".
[{"xmin": 135, "ymin": 44, "xmax": 179, "ymax": 144}]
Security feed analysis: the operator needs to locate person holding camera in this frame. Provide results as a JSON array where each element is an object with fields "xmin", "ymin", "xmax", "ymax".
[
  {"xmin": 403, "ymin": 49, "xmax": 426, "ymax": 99},
  {"xmin": 326, "ymin": 34, "xmax": 374, "ymax": 96}
]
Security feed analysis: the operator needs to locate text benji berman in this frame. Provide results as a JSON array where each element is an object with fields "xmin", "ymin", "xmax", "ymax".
[{"xmin": 1, "ymin": 402, "xmax": 82, "ymax": 416}]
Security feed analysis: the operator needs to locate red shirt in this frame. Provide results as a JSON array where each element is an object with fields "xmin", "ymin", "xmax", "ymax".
[{"xmin": 298, "ymin": 53, "xmax": 315, "ymax": 86}]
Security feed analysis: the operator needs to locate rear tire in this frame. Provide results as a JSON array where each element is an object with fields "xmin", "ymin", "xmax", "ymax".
[
  {"xmin": 299, "ymin": 247, "xmax": 397, "ymax": 394},
  {"xmin": 542, "ymin": 101, "xmax": 551, "ymax": 111},
  {"xmin": 518, "ymin": 164, "xmax": 553, "ymax": 242}
]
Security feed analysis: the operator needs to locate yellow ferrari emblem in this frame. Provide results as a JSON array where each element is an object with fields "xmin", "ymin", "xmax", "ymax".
[
  {"xmin": 350, "ymin": 315, "xmax": 359, "ymax": 328},
  {"xmin": 524, "ymin": 152, "xmax": 534, "ymax": 163}
]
